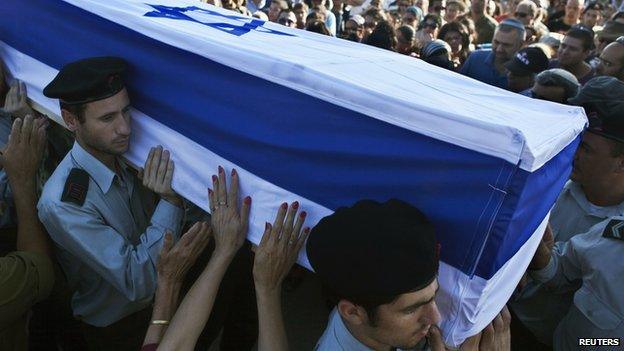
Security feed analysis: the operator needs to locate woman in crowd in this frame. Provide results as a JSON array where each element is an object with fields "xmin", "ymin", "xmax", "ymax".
[{"xmin": 438, "ymin": 20, "xmax": 472, "ymax": 67}]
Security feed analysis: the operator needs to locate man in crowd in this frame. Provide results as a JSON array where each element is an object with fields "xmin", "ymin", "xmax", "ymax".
[
  {"xmin": 595, "ymin": 20, "xmax": 624, "ymax": 56},
  {"xmin": 513, "ymin": 0, "xmax": 538, "ymax": 26},
  {"xmin": 505, "ymin": 46, "xmax": 550, "ymax": 92},
  {"xmin": 467, "ymin": 0, "xmax": 499, "ymax": 44},
  {"xmin": 580, "ymin": 1, "xmax": 602, "ymax": 29},
  {"xmin": 342, "ymin": 15, "xmax": 366, "ymax": 41},
  {"xmin": 596, "ymin": 36, "xmax": 624, "ymax": 81},
  {"xmin": 526, "ymin": 68, "xmax": 580, "ymax": 102},
  {"xmin": 460, "ymin": 19, "xmax": 526, "ymax": 89},
  {"xmin": 511, "ymin": 76, "xmax": 624, "ymax": 348},
  {"xmin": 547, "ymin": 0, "xmax": 584, "ymax": 33},
  {"xmin": 549, "ymin": 26, "xmax": 596, "ymax": 84},
  {"xmin": 528, "ymin": 78, "xmax": 624, "ymax": 351},
  {"xmin": 38, "ymin": 57, "xmax": 185, "ymax": 350},
  {"xmin": 0, "ymin": 115, "xmax": 54, "ymax": 350}
]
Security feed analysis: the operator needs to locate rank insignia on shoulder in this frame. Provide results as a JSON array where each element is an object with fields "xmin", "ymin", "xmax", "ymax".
[
  {"xmin": 603, "ymin": 219, "xmax": 624, "ymax": 241},
  {"xmin": 61, "ymin": 168, "xmax": 89, "ymax": 206}
]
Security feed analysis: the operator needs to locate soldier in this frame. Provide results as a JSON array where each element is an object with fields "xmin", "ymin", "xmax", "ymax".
[{"xmin": 38, "ymin": 57, "xmax": 184, "ymax": 350}]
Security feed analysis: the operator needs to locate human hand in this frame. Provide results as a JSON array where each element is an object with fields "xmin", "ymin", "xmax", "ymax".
[
  {"xmin": 529, "ymin": 225, "xmax": 553, "ymax": 270},
  {"xmin": 428, "ymin": 306, "xmax": 511, "ymax": 351},
  {"xmin": 253, "ymin": 202, "xmax": 309, "ymax": 294},
  {"xmin": 157, "ymin": 222, "xmax": 212, "ymax": 285},
  {"xmin": 1, "ymin": 81, "xmax": 35, "ymax": 119},
  {"xmin": 0, "ymin": 115, "xmax": 46, "ymax": 183},
  {"xmin": 140, "ymin": 146, "xmax": 182, "ymax": 207},
  {"xmin": 209, "ymin": 166, "xmax": 251, "ymax": 259}
]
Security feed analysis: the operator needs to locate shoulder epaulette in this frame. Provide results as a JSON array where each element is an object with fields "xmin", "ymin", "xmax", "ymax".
[
  {"xmin": 602, "ymin": 219, "xmax": 624, "ymax": 241},
  {"xmin": 61, "ymin": 168, "xmax": 89, "ymax": 206}
]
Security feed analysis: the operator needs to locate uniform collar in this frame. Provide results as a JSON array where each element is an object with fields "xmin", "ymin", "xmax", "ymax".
[
  {"xmin": 567, "ymin": 181, "xmax": 624, "ymax": 218},
  {"xmin": 70, "ymin": 141, "xmax": 125, "ymax": 194},
  {"xmin": 328, "ymin": 308, "xmax": 376, "ymax": 351}
]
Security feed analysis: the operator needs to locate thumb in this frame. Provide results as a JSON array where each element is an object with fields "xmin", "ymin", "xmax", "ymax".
[{"xmin": 427, "ymin": 325, "xmax": 446, "ymax": 351}]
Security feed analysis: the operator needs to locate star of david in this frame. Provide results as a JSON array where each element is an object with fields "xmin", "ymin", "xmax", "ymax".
[{"xmin": 144, "ymin": 5, "xmax": 295, "ymax": 37}]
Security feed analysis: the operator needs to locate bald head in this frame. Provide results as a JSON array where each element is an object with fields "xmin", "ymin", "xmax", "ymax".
[{"xmin": 597, "ymin": 40, "xmax": 624, "ymax": 81}]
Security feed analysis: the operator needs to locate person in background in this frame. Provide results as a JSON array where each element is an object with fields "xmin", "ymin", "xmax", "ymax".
[
  {"xmin": 547, "ymin": 0, "xmax": 584, "ymax": 33},
  {"xmin": 460, "ymin": 19, "xmax": 526, "ymax": 89},
  {"xmin": 505, "ymin": 46, "xmax": 550, "ymax": 92},
  {"xmin": 525, "ymin": 68, "xmax": 580, "ymax": 102},
  {"xmin": 278, "ymin": 10, "xmax": 298, "ymax": 27},
  {"xmin": 549, "ymin": 26, "xmax": 596, "ymax": 84},
  {"xmin": 439, "ymin": 20, "xmax": 473, "ymax": 67},
  {"xmin": 293, "ymin": 2, "xmax": 310, "ymax": 29},
  {"xmin": 306, "ymin": 19, "xmax": 333, "ymax": 34},
  {"xmin": 444, "ymin": 0, "xmax": 467, "ymax": 22},
  {"xmin": 0, "ymin": 115, "xmax": 53, "ymax": 350},
  {"xmin": 366, "ymin": 21, "xmax": 398, "ymax": 50},
  {"xmin": 268, "ymin": 0, "xmax": 289, "ymax": 22},
  {"xmin": 468, "ymin": 0, "xmax": 499, "ymax": 44},
  {"xmin": 342, "ymin": 15, "xmax": 366, "ymax": 41},
  {"xmin": 421, "ymin": 39, "xmax": 456, "ymax": 69},
  {"xmin": 403, "ymin": 5, "xmax": 424, "ymax": 29},
  {"xmin": 580, "ymin": 1, "xmax": 603, "ymax": 29},
  {"xmin": 596, "ymin": 36, "xmax": 624, "ymax": 80},
  {"xmin": 397, "ymin": 25, "xmax": 418, "ymax": 54}
]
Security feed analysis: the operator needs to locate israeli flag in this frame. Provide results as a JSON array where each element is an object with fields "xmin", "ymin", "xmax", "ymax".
[{"xmin": 0, "ymin": 0, "xmax": 586, "ymax": 346}]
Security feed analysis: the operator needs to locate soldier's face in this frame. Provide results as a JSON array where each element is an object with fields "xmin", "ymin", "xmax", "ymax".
[
  {"xmin": 572, "ymin": 132, "xmax": 623, "ymax": 187},
  {"xmin": 350, "ymin": 280, "xmax": 441, "ymax": 350},
  {"xmin": 77, "ymin": 88, "xmax": 132, "ymax": 156}
]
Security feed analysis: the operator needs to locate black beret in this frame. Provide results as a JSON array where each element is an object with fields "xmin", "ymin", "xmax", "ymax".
[
  {"xmin": 43, "ymin": 57, "xmax": 127, "ymax": 105},
  {"xmin": 307, "ymin": 199, "xmax": 438, "ymax": 299},
  {"xmin": 568, "ymin": 76, "xmax": 624, "ymax": 143}
]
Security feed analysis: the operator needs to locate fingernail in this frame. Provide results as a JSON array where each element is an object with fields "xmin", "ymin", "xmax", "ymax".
[
  {"xmin": 304, "ymin": 227, "xmax": 310, "ymax": 233},
  {"xmin": 218, "ymin": 166, "xmax": 224, "ymax": 174},
  {"xmin": 265, "ymin": 222, "xmax": 271, "ymax": 230},
  {"xmin": 208, "ymin": 189, "xmax": 213, "ymax": 195},
  {"xmin": 244, "ymin": 196, "xmax": 251, "ymax": 204},
  {"xmin": 300, "ymin": 211, "xmax": 307, "ymax": 218},
  {"xmin": 231, "ymin": 168, "xmax": 237, "ymax": 176},
  {"xmin": 212, "ymin": 175, "xmax": 217, "ymax": 182},
  {"xmin": 281, "ymin": 202, "xmax": 288, "ymax": 209},
  {"xmin": 292, "ymin": 201, "xmax": 299, "ymax": 209}
]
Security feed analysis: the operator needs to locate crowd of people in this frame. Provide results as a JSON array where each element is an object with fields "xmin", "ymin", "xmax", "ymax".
[{"xmin": 1, "ymin": 0, "xmax": 624, "ymax": 350}]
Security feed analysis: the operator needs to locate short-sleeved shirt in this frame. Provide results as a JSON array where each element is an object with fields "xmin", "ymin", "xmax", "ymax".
[
  {"xmin": 459, "ymin": 49, "xmax": 508, "ymax": 89},
  {"xmin": 0, "ymin": 251, "xmax": 55, "ymax": 350}
]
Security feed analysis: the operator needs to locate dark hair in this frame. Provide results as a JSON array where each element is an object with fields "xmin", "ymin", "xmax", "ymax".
[
  {"xmin": 326, "ymin": 288, "xmax": 415, "ymax": 326},
  {"xmin": 60, "ymin": 101, "xmax": 86, "ymax": 123},
  {"xmin": 306, "ymin": 20, "xmax": 332, "ymax": 35},
  {"xmin": 418, "ymin": 14, "xmax": 442, "ymax": 30},
  {"xmin": 365, "ymin": 21, "xmax": 397, "ymax": 51},
  {"xmin": 566, "ymin": 26, "xmax": 595, "ymax": 51},
  {"xmin": 438, "ymin": 21, "xmax": 471, "ymax": 63},
  {"xmin": 397, "ymin": 24, "xmax": 416, "ymax": 43}
]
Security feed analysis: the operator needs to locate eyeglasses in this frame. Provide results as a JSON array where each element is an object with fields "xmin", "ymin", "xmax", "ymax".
[{"xmin": 515, "ymin": 12, "xmax": 528, "ymax": 18}]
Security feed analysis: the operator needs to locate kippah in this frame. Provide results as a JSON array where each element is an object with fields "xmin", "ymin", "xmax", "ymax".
[
  {"xmin": 43, "ymin": 56, "xmax": 127, "ymax": 105},
  {"xmin": 307, "ymin": 199, "xmax": 438, "ymax": 299}
]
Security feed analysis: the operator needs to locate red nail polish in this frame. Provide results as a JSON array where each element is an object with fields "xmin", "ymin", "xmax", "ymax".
[
  {"xmin": 281, "ymin": 202, "xmax": 288, "ymax": 209},
  {"xmin": 300, "ymin": 211, "xmax": 307, "ymax": 218},
  {"xmin": 212, "ymin": 175, "xmax": 217, "ymax": 182},
  {"xmin": 244, "ymin": 196, "xmax": 251, "ymax": 204},
  {"xmin": 218, "ymin": 166, "xmax": 224, "ymax": 174},
  {"xmin": 292, "ymin": 201, "xmax": 299, "ymax": 209}
]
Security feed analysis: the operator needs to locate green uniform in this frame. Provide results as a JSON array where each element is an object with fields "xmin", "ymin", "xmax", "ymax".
[{"xmin": 0, "ymin": 251, "xmax": 55, "ymax": 350}]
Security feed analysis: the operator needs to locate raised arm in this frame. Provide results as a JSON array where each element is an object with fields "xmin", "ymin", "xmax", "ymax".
[
  {"xmin": 157, "ymin": 167, "xmax": 250, "ymax": 351},
  {"xmin": 253, "ymin": 202, "xmax": 310, "ymax": 351}
]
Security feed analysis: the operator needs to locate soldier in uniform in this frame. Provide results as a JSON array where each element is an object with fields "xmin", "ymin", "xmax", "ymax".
[
  {"xmin": 38, "ymin": 57, "xmax": 184, "ymax": 350},
  {"xmin": 510, "ymin": 76, "xmax": 624, "ymax": 349}
]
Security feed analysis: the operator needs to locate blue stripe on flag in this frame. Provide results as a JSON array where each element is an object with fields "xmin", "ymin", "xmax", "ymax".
[{"xmin": 0, "ymin": 0, "xmax": 576, "ymax": 279}]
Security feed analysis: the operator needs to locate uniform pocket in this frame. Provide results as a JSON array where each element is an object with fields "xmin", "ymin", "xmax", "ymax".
[{"xmin": 574, "ymin": 286, "xmax": 622, "ymax": 330}]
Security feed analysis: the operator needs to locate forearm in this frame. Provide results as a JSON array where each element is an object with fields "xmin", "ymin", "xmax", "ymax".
[
  {"xmin": 11, "ymin": 177, "xmax": 52, "ymax": 258},
  {"xmin": 143, "ymin": 280, "xmax": 181, "ymax": 346},
  {"xmin": 157, "ymin": 252, "xmax": 234, "ymax": 351},
  {"xmin": 256, "ymin": 289, "xmax": 288, "ymax": 351}
]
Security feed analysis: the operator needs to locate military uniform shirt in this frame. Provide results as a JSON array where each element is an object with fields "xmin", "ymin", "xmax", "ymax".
[
  {"xmin": 315, "ymin": 308, "xmax": 429, "ymax": 351},
  {"xmin": 511, "ymin": 181, "xmax": 624, "ymax": 345},
  {"xmin": 530, "ymin": 218, "xmax": 624, "ymax": 351},
  {"xmin": 0, "ymin": 251, "xmax": 55, "ymax": 350},
  {"xmin": 38, "ymin": 141, "xmax": 183, "ymax": 327}
]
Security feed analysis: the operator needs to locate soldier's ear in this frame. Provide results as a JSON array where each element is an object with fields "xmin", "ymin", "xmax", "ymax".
[
  {"xmin": 337, "ymin": 299, "xmax": 370, "ymax": 327},
  {"xmin": 61, "ymin": 108, "xmax": 79, "ymax": 132}
]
